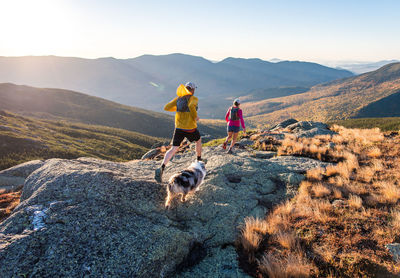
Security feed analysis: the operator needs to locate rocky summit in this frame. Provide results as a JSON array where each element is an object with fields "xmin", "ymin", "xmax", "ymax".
[{"xmin": 0, "ymin": 133, "xmax": 332, "ymax": 277}]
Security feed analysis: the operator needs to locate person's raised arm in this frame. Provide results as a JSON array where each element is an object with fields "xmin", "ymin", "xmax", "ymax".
[{"xmin": 164, "ymin": 97, "xmax": 178, "ymax": 112}]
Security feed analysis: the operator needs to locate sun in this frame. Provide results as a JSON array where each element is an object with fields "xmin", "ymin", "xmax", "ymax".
[{"xmin": 0, "ymin": 0, "xmax": 78, "ymax": 56}]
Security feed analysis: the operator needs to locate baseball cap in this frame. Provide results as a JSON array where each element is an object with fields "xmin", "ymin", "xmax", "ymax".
[
  {"xmin": 233, "ymin": 98, "xmax": 240, "ymax": 104},
  {"xmin": 185, "ymin": 82, "xmax": 197, "ymax": 90}
]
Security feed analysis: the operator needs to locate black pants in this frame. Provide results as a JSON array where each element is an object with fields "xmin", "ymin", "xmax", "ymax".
[{"xmin": 172, "ymin": 128, "xmax": 201, "ymax": 146}]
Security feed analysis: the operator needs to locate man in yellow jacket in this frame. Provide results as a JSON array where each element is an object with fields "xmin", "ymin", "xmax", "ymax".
[{"xmin": 155, "ymin": 82, "xmax": 203, "ymax": 182}]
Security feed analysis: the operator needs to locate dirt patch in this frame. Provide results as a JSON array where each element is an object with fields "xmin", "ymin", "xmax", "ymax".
[{"xmin": 0, "ymin": 189, "xmax": 21, "ymax": 222}]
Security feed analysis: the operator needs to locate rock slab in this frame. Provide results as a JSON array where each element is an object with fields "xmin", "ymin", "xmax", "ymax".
[{"xmin": 0, "ymin": 147, "xmax": 331, "ymax": 277}]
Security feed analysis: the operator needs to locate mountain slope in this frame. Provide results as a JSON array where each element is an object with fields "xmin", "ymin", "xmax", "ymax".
[
  {"xmin": 0, "ymin": 54, "xmax": 353, "ymax": 117},
  {"xmin": 355, "ymin": 90, "xmax": 400, "ymax": 118},
  {"xmin": 0, "ymin": 83, "xmax": 226, "ymax": 138},
  {"xmin": 0, "ymin": 111, "xmax": 162, "ymax": 170},
  {"xmin": 243, "ymin": 63, "xmax": 400, "ymax": 127}
]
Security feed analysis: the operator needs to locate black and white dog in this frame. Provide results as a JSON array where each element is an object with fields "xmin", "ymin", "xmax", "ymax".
[{"xmin": 165, "ymin": 161, "xmax": 206, "ymax": 208}]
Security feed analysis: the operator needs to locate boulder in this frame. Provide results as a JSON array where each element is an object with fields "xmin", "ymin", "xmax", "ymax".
[
  {"xmin": 0, "ymin": 160, "xmax": 45, "ymax": 190},
  {"xmin": 0, "ymin": 147, "xmax": 332, "ymax": 277},
  {"xmin": 141, "ymin": 148, "xmax": 160, "ymax": 160},
  {"xmin": 0, "ymin": 160, "xmax": 45, "ymax": 179},
  {"xmin": 151, "ymin": 140, "xmax": 170, "ymax": 149},
  {"xmin": 285, "ymin": 121, "xmax": 336, "ymax": 138},
  {"xmin": 386, "ymin": 243, "xmax": 400, "ymax": 263},
  {"xmin": 270, "ymin": 118, "xmax": 298, "ymax": 131}
]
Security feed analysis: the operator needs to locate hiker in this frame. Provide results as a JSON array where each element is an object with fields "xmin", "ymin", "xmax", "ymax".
[
  {"xmin": 155, "ymin": 82, "xmax": 204, "ymax": 183},
  {"xmin": 223, "ymin": 98, "xmax": 246, "ymax": 154}
]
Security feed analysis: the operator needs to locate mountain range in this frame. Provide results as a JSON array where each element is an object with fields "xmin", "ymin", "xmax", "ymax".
[
  {"xmin": 242, "ymin": 62, "xmax": 400, "ymax": 127},
  {"xmin": 0, "ymin": 54, "xmax": 353, "ymax": 117}
]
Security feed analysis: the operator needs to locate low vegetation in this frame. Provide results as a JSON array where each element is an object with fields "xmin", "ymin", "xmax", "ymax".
[
  {"xmin": 0, "ymin": 111, "xmax": 162, "ymax": 170},
  {"xmin": 331, "ymin": 117, "xmax": 400, "ymax": 132},
  {"xmin": 237, "ymin": 125, "xmax": 400, "ymax": 277}
]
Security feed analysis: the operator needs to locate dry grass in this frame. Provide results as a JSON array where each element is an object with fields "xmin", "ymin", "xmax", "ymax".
[
  {"xmin": 379, "ymin": 181, "xmax": 400, "ymax": 204},
  {"xmin": 258, "ymin": 253, "xmax": 314, "ymax": 278},
  {"xmin": 258, "ymin": 254, "xmax": 282, "ymax": 278},
  {"xmin": 325, "ymin": 164, "xmax": 340, "ymax": 177},
  {"xmin": 371, "ymin": 159, "xmax": 384, "ymax": 172},
  {"xmin": 391, "ymin": 210, "xmax": 400, "ymax": 232},
  {"xmin": 298, "ymin": 181, "xmax": 313, "ymax": 197},
  {"xmin": 265, "ymin": 211, "xmax": 291, "ymax": 235},
  {"xmin": 306, "ymin": 167, "xmax": 324, "ymax": 181},
  {"xmin": 312, "ymin": 207, "xmax": 332, "ymax": 223},
  {"xmin": 313, "ymin": 244, "xmax": 335, "ymax": 263},
  {"xmin": 312, "ymin": 183, "xmax": 331, "ymax": 197},
  {"xmin": 241, "ymin": 229, "xmax": 262, "ymax": 254},
  {"xmin": 284, "ymin": 253, "xmax": 315, "ymax": 278},
  {"xmin": 367, "ymin": 147, "xmax": 382, "ymax": 158},
  {"xmin": 357, "ymin": 166, "xmax": 375, "ymax": 183},
  {"xmin": 333, "ymin": 188, "xmax": 343, "ymax": 199},
  {"xmin": 275, "ymin": 231, "xmax": 298, "ymax": 250},
  {"xmin": 348, "ymin": 194, "xmax": 363, "ymax": 209},
  {"xmin": 243, "ymin": 216, "xmax": 269, "ymax": 234},
  {"xmin": 331, "ymin": 162, "xmax": 352, "ymax": 179},
  {"xmin": 240, "ymin": 217, "xmax": 268, "ymax": 253},
  {"xmin": 0, "ymin": 190, "xmax": 21, "ymax": 222},
  {"xmin": 238, "ymin": 126, "xmax": 400, "ymax": 277}
]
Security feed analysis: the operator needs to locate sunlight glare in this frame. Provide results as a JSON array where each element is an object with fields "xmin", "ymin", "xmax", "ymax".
[{"xmin": 1, "ymin": 0, "xmax": 78, "ymax": 55}]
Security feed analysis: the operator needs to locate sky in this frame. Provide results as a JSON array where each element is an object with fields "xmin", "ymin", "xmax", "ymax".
[{"xmin": 0, "ymin": 0, "xmax": 399, "ymax": 63}]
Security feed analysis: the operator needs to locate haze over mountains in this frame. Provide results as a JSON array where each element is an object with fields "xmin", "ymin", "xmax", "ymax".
[
  {"xmin": 325, "ymin": 60, "xmax": 400, "ymax": 74},
  {"xmin": 0, "ymin": 54, "xmax": 352, "ymax": 117}
]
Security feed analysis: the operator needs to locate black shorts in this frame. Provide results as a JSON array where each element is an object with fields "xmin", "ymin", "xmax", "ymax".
[{"xmin": 172, "ymin": 128, "xmax": 201, "ymax": 146}]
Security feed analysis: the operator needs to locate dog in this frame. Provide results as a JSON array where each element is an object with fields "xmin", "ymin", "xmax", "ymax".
[{"xmin": 165, "ymin": 161, "xmax": 206, "ymax": 208}]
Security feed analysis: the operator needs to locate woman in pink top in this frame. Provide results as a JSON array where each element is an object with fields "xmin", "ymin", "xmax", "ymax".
[{"xmin": 223, "ymin": 98, "xmax": 246, "ymax": 154}]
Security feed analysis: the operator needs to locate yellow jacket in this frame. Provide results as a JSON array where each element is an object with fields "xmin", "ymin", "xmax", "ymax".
[{"xmin": 164, "ymin": 84, "xmax": 198, "ymax": 129}]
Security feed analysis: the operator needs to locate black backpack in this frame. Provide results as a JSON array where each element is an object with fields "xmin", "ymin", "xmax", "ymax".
[
  {"xmin": 229, "ymin": 107, "xmax": 240, "ymax": 121},
  {"xmin": 177, "ymin": 95, "xmax": 191, "ymax": 112},
  {"xmin": 177, "ymin": 95, "xmax": 198, "ymax": 112}
]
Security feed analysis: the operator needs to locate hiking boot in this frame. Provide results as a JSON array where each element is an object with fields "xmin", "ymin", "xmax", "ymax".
[
  {"xmin": 154, "ymin": 166, "xmax": 164, "ymax": 183},
  {"xmin": 222, "ymin": 142, "xmax": 227, "ymax": 150},
  {"xmin": 227, "ymin": 148, "xmax": 233, "ymax": 154}
]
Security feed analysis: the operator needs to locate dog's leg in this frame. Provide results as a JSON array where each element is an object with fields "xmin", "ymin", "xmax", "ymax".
[
  {"xmin": 181, "ymin": 193, "xmax": 186, "ymax": 202},
  {"xmin": 165, "ymin": 190, "xmax": 172, "ymax": 209}
]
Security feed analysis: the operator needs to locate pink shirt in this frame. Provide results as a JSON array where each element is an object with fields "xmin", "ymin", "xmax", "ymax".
[{"xmin": 225, "ymin": 107, "xmax": 245, "ymax": 129}]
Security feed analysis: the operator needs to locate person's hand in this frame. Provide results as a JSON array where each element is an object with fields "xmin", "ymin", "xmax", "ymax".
[
  {"xmin": 243, "ymin": 129, "xmax": 247, "ymax": 136},
  {"xmin": 196, "ymin": 116, "xmax": 200, "ymax": 121}
]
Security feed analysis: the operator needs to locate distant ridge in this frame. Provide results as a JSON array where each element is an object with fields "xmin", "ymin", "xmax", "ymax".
[{"xmin": 0, "ymin": 54, "xmax": 353, "ymax": 117}]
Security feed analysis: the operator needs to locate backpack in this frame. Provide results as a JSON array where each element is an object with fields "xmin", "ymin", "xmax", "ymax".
[
  {"xmin": 176, "ymin": 95, "xmax": 191, "ymax": 112},
  {"xmin": 229, "ymin": 107, "xmax": 240, "ymax": 121}
]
